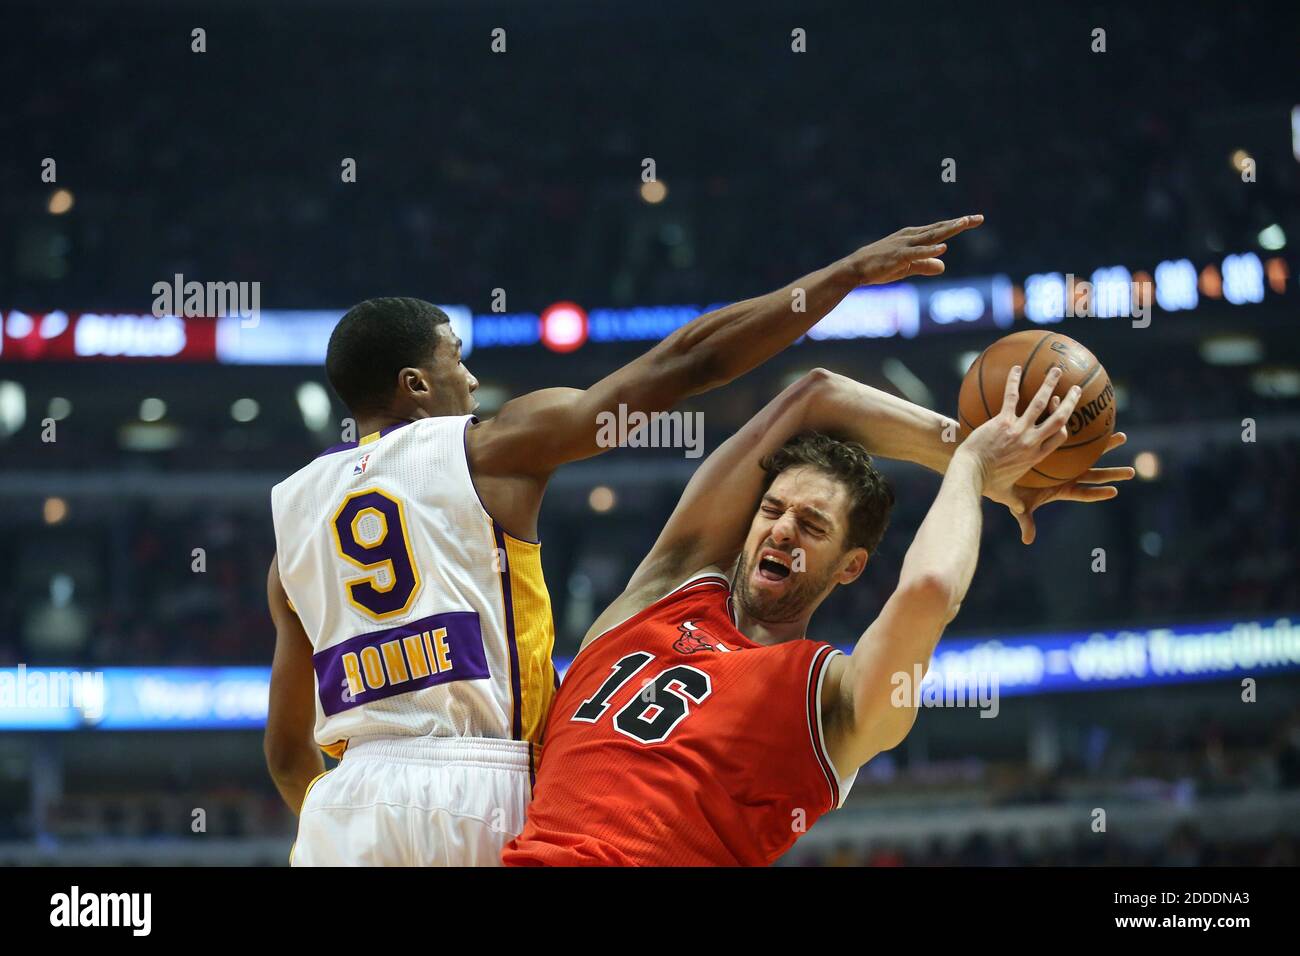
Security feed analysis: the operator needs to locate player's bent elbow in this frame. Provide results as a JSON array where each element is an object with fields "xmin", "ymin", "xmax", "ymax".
[
  {"xmin": 768, "ymin": 366, "xmax": 836, "ymax": 428},
  {"xmin": 789, "ymin": 366, "xmax": 836, "ymax": 399},
  {"xmin": 800, "ymin": 366, "xmax": 835, "ymax": 388},
  {"xmin": 796, "ymin": 366, "xmax": 838, "ymax": 406},
  {"xmin": 896, "ymin": 572, "xmax": 962, "ymax": 627}
]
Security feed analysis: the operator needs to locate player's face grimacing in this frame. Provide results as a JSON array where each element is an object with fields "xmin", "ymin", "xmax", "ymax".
[{"xmin": 732, "ymin": 466, "xmax": 869, "ymax": 624}]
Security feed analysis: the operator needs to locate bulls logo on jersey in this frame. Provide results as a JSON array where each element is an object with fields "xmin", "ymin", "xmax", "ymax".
[{"xmin": 673, "ymin": 620, "xmax": 718, "ymax": 654}]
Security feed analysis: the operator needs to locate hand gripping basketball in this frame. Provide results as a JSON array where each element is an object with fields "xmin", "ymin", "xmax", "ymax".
[{"xmin": 961, "ymin": 365, "xmax": 1082, "ymax": 498}]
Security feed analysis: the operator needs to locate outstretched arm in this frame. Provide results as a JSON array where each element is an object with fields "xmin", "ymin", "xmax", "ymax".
[
  {"xmin": 794, "ymin": 370, "xmax": 1132, "ymax": 545},
  {"xmin": 468, "ymin": 215, "xmax": 984, "ymax": 482},
  {"xmin": 821, "ymin": 367, "xmax": 1084, "ymax": 772},
  {"xmin": 607, "ymin": 366, "xmax": 1130, "ymax": 620},
  {"xmin": 615, "ymin": 371, "xmax": 951, "ymax": 599}
]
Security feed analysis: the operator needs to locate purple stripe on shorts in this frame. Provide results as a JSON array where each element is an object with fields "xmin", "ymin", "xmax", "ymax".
[{"xmin": 314, "ymin": 611, "xmax": 489, "ymax": 716}]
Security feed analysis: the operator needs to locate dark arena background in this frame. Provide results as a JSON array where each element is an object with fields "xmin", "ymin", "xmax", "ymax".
[{"xmin": 1, "ymin": 0, "xmax": 1299, "ymax": 884}]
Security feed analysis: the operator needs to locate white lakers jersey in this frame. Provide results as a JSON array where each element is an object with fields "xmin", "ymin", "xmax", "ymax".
[{"xmin": 270, "ymin": 415, "xmax": 557, "ymax": 760}]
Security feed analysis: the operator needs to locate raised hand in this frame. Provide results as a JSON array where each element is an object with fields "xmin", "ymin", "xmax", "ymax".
[
  {"xmin": 846, "ymin": 214, "xmax": 984, "ymax": 285},
  {"xmin": 957, "ymin": 364, "xmax": 1082, "ymax": 498},
  {"xmin": 992, "ymin": 430, "xmax": 1134, "ymax": 545}
]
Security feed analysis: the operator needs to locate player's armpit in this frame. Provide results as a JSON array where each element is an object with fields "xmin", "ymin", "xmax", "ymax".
[
  {"xmin": 465, "ymin": 386, "xmax": 588, "ymax": 480},
  {"xmin": 463, "ymin": 388, "xmax": 590, "ymax": 540},
  {"xmin": 264, "ymin": 556, "xmax": 325, "ymax": 813}
]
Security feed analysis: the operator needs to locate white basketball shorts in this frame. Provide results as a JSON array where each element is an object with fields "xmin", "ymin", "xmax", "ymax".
[{"xmin": 290, "ymin": 736, "xmax": 533, "ymax": 866}]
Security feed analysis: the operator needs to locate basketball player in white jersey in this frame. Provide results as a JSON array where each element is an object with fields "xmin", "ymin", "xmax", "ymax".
[{"xmin": 263, "ymin": 215, "xmax": 985, "ymax": 866}]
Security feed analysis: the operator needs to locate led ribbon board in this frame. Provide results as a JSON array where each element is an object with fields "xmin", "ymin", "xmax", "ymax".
[{"xmin": 1, "ymin": 616, "xmax": 1295, "ymax": 729}]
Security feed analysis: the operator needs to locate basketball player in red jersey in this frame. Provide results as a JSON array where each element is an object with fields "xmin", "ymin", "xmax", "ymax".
[{"xmin": 504, "ymin": 364, "xmax": 1132, "ymax": 865}]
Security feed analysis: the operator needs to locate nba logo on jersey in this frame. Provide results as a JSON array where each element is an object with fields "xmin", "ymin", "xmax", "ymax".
[{"xmin": 352, "ymin": 453, "xmax": 371, "ymax": 476}]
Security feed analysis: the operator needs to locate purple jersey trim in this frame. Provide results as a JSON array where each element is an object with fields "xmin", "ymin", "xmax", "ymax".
[
  {"xmin": 314, "ymin": 611, "xmax": 489, "ymax": 717},
  {"xmin": 315, "ymin": 419, "xmax": 415, "ymax": 459}
]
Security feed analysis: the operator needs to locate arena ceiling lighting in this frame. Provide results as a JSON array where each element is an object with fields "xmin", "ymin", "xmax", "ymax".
[
  {"xmin": 230, "ymin": 398, "xmax": 260, "ymax": 423},
  {"xmin": 296, "ymin": 382, "xmax": 332, "ymax": 432},
  {"xmin": 0, "ymin": 381, "xmax": 26, "ymax": 437},
  {"xmin": 118, "ymin": 422, "xmax": 181, "ymax": 451},
  {"xmin": 1134, "ymin": 451, "xmax": 1161, "ymax": 481},
  {"xmin": 1199, "ymin": 334, "xmax": 1263, "ymax": 366},
  {"xmin": 1250, "ymin": 367, "xmax": 1300, "ymax": 398},
  {"xmin": 47, "ymin": 189, "xmax": 74, "ymax": 215},
  {"xmin": 640, "ymin": 180, "xmax": 667, "ymax": 204},
  {"xmin": 1258, "ymin": 224, "xmax": 1286, "ymax": 251},
  {"xmin": 47, "ymin": 396, "xmax": 72, "ymax": 421},
  {"xmin": 539, "ymin": 301, "xmax": 588, "ymax": 353},
  {"xmin": 43, "ymin": 497, "xmax": 68, "ymax": 525}
]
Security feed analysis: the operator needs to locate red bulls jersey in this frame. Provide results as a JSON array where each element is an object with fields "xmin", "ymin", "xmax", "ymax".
[{"xmin": 503, "ymin": 570, "xmax": 855, "ymax": 867}]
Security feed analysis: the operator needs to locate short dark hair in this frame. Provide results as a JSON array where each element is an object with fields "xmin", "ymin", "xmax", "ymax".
[
  {"xmin": 325, "ymin": 297, "xmax": 450, "ymax": 413},
  {"xmin": 759, "ymin": 432, "xmax": 895, "ymax": 553}
]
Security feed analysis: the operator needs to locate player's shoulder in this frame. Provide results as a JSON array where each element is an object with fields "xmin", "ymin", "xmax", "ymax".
[
  {"xmin": 272, "ymin": 439, "xmax": 350, "ymax": 501},
  {"xmin": 662, "ymin": 566, "xmax": 731, "ymax": 599},
  {"xmin": 637, "ymin": 567, "xmax": 733, "ymax": 628},
  {"xmin": 273, "ymin": 416, "xmax": 467, "ymax": 495},
  {"xmin": 579, "ymin": 566, "xmax": 730, "ymax": 653},
  {"xmin": 372, "ymin": 414, "xmax": 471, "ymax": 449}
]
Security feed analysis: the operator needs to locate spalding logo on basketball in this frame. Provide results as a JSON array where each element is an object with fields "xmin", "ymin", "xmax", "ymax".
[{"xmin": 957, "ymin": 330, "xmax": 1115, "ymax": 488}]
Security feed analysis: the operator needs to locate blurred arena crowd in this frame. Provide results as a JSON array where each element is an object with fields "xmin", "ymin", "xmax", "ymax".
[{"xmin": 2, "ymin": 4, "xmax": 1295, "ymax": 313}]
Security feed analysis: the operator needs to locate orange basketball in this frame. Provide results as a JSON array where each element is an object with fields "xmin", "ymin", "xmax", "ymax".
[{"xmin": 957, "ymin": 330, "xmax": 1116, "ymax": 488}]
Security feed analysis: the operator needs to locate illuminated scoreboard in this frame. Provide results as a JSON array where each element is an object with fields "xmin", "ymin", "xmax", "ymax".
[
  {"xmin": 1021, "ymin": 252, "xmax": 1286, "ymax": 325},
  {"xmin": 0, "ymin": 249, "xmax": 1292, "ymax": 364}
]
